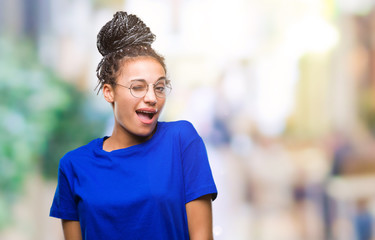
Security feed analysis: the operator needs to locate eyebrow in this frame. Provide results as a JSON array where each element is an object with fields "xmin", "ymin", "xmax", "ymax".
[{"xmin": 130, "ymin": 77, "xmax": 167, "ymax": 83}]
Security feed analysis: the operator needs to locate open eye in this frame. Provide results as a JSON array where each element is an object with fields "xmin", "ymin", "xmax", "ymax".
[
  {"xmin": 154, "ymin": 80, "xmax": 167, "ymax": 93},
  {"xmin": 154, "ymin": 86, "xmax": 165, "ymax": 93}
]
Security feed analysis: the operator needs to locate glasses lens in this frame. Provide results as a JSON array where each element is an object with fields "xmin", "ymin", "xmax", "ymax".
[
  {"xmin": 130, "ymin": 81, "xmax": 148, "ymax": 98},
  {"xmin": 154, "ymin": 80, "xmax": 171, "ymax": 98}
]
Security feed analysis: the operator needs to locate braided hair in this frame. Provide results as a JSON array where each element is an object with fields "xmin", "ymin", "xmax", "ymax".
[{"xmin": 95, "ymin": 11, "xmax": 166, "ymax": 94}]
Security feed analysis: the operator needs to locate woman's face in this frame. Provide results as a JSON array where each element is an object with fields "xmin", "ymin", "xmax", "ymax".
[{"xmin": 104, "ymin": 56, "xmax": 167, "ymax": 140}]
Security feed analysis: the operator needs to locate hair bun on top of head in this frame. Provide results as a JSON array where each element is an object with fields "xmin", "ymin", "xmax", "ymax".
[{"xmin": 97, "ymin": 11, "xmax": 155, "ymax": 56}]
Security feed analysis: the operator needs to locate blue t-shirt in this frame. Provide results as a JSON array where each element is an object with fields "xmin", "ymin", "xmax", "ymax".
[{"xmin": 50, "ymin": 120, "xmax": 217, "ymax": 240}]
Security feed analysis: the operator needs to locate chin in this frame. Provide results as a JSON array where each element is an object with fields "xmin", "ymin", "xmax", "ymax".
[{"xmin": 135, "ymin": 125, "xmax": 157, "ymax": 138}]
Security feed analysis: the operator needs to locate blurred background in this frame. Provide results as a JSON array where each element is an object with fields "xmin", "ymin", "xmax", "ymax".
[{"xmin": 1, "ymin": 0, "xmax": 375, "ymax": 239}]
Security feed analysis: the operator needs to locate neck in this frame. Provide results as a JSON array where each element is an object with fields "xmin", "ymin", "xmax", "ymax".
[{"xmin": 103, "ymin": 122, "xmax": 155, "ymax": 152}]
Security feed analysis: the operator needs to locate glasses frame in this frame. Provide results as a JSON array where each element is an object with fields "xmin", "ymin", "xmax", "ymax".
[{"xmin": 115, "ymin": 79, "xmax": 172, "ymax": 98}]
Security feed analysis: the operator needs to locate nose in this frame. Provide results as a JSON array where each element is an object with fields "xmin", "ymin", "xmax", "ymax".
[{"xmin": 143, "ymin": 84, "xmax": 157, "ymax": 105}]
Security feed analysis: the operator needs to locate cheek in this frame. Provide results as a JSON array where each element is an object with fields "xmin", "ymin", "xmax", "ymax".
[
  {"xmin": 158, "ymin": 99, "xmax": 166, "ymax": 109},
  {"xmin": 114, "ymin": 98, "xmax": 137, "ymax": 119}
]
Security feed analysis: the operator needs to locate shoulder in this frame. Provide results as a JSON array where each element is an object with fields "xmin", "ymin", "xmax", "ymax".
[
  {"xmin": 159, "ymin": 120, "xmax": 203, "ymax": 152},
  {"xmin": 160, "ymin": 120, "xmax": 199, "ymax": 138},
  {"xmin": 58, "ymin": 138, "xmax": 101, "ymax": 170}
]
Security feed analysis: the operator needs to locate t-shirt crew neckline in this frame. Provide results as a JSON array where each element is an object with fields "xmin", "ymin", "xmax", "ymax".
[{"xmin": 95, "ymin": 121, "xmax": 164, "ymax": 155}]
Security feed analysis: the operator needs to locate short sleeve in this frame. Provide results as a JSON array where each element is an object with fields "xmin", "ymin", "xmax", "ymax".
[
  {"xmin": 181, "ymin": 124, "xmax": 217, "ymax": 203},
  {"xmin": 50, "ymin": 158, "xmax": 79, "ymax": 220}
]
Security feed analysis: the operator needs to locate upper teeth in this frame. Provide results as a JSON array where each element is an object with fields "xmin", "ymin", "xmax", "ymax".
[{"xmin": 138, "ymin": 110, "xmax": 157, "ymax": 113}]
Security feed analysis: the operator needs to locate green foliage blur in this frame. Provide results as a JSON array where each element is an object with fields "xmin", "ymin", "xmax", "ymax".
[{"xmin": 0, "ymin": 36, "xmax": 107, "ymax": 229}]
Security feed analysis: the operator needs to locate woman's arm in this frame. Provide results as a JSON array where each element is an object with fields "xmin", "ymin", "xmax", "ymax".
[
  {"xmin": 186, "ymin": 194, "xmax": 214, "ymax": 240},
  {"xmin": 62, "ymin": 220, "xmax": 82, "ymax": 240}
]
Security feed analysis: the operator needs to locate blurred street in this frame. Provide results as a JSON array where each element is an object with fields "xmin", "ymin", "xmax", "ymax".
[{"xmin": 2, "ymin": 0, "xmax": 375, "ymax": 239}]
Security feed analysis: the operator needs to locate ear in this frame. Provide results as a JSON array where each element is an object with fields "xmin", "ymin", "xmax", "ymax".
[{"xmin": 103, "ymin": 84, "xmax": 115, "ymax": 103}]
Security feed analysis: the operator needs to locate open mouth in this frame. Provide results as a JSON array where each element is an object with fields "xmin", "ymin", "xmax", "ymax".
[{"xmin": 136, "ymin": 109, "xmax": 158, "ymax": 123}]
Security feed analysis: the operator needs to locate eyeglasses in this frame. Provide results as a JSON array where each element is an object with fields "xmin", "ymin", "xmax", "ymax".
[{"xmin": 115, "ymin": 79, "xmax": 172, "ymax": 98}]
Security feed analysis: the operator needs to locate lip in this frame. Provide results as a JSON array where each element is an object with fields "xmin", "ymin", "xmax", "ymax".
[{"xmin": 135, "ymin": 108, "xmax": 158, "ymax": 125}]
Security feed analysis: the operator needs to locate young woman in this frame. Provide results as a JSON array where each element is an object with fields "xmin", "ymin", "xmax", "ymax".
[{"xmin": 50, "ymin": 11, "xmax": 217, "ymax": 240}]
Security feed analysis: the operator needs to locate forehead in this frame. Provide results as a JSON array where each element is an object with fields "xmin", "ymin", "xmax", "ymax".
[{"xmin": 118, "ymin": 56, "xmax": 165, "ymax": 80}]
